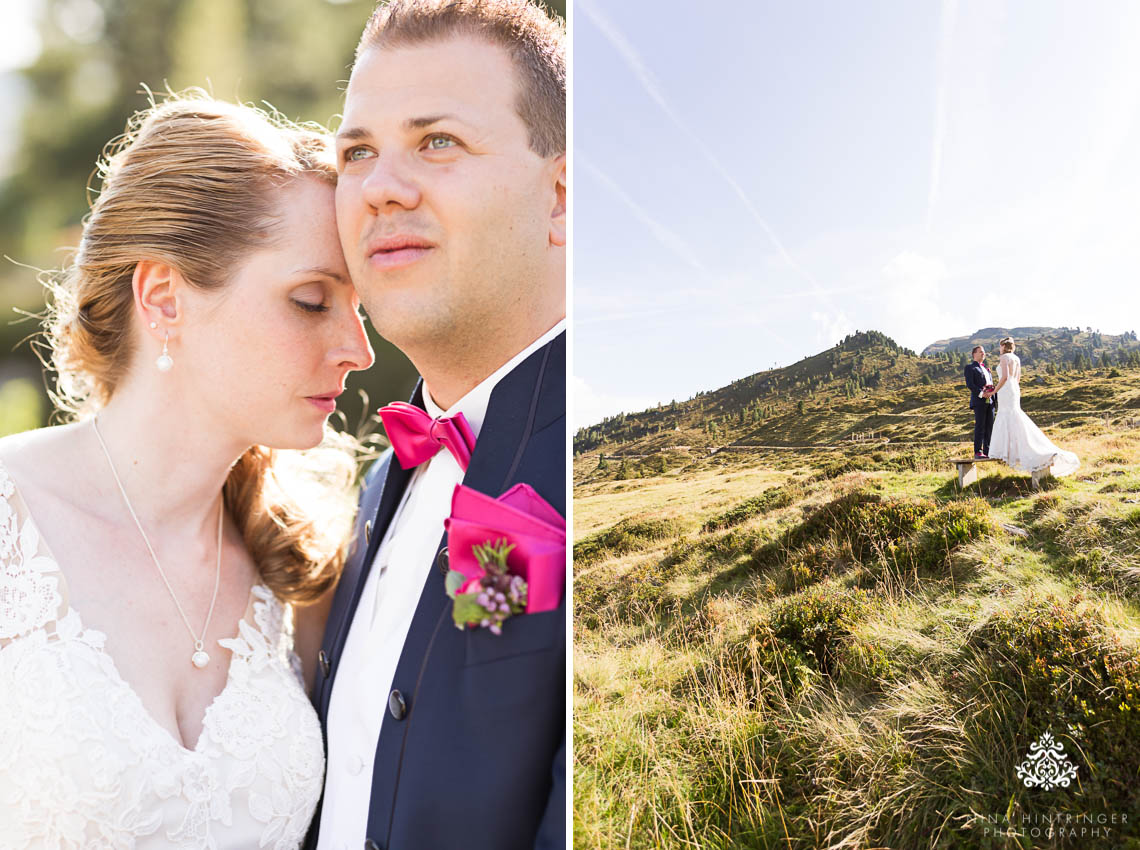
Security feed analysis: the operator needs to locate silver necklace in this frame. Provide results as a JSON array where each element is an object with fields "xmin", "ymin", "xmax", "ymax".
[{"xmin": 91, "ymin": 416, "xmax": 222, "ymax": 669}]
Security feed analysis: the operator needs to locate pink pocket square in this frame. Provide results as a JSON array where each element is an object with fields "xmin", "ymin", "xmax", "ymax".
[{"xmin": 444, "ymin": 483, "xmax": 566, "ymax": 618}]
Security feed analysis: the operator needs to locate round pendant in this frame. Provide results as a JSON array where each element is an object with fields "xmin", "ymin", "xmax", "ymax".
[
  {"xmin": 156, "ymin": 353, "xmax": 174, "ymax": 372},
  {"xmin": 191, "ymin": 650, "xmax": 210, "ymax": 669}
]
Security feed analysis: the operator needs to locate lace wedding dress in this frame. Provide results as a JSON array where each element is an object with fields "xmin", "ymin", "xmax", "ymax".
[
  {"xmin": 0, "ymin": 461, "xmax": 325, "ymax": 849},
  {"xmin": 988, "ymin": 352, "xmax": 1080, "ymax": 476}
]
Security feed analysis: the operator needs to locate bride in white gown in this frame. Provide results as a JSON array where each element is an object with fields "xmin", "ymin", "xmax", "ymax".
[
  {"xmin": 987, "ymin": 337, "xmax": 1080, "ymax": 477},
  {"xmin": 0, "ymin": 95, "xmax": 373, "ymax": 848}
]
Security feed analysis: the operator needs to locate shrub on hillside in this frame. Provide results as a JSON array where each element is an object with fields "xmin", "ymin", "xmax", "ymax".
[
  {"xmin": 752, "ymin": 492, "xmax": 996, "ymax": 586},
  {"xmin": 966, "ymin": 596, "xmax": 1140, "ymax": 813},
  {"xmin": 701, "ymin": 621, "xmax": 820, "ymax": 706},
  {"xmin": 905, "ymin": 500, "xmax": 996, "ymax": 571},
  {"xmin": 701, "ymin": 485, "xmax": 797, "ymax": 532},
  {"xmin": 573, "ymin": 516, "xmax": 683, "ymax": 567},
  {"xmin": 769, "ymin": 587, "xmax": 873, "ymax": 676}
]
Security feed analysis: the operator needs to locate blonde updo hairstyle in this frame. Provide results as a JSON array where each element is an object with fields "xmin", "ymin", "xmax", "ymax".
[
  {"xmin": 999, "ymin": 336, "xmax": 1015, "ymax": 353},
  {"xmin": 42, "ymin": 92, "xmax": 355, "ymax": 604}
]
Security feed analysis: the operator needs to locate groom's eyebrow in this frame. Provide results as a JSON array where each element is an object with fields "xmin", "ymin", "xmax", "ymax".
[
  {"xmin": 403, "ymin": 113, "xmax": 460, "ymax": 130},
  {"xmin": 336, "ymin": 126, "xmax": 370, "ymax": 143},
  {"xmin": 336, "ymin": 115, "xmax": 463, "ymax": 142}
]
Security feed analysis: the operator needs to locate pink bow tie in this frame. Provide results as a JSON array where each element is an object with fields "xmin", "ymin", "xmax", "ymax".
[{"xmin": 378, "ymin": 401, "xmax": 476, "ymax": 471}]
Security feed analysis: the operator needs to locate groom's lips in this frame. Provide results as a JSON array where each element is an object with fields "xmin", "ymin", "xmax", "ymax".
[{"xmin": 366, "ymin": 235, "xmax": 435, "ymax": 271}]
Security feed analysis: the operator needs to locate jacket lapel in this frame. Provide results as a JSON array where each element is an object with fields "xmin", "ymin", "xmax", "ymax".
[{"xmin": 316, "ymin": 382, "xmax": 425, "ymax": 715}]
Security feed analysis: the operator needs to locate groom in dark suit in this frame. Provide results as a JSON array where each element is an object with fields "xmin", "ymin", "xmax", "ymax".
[
  {"xmin": 306, "ymin": 2, "xmax": 565, "ymax": 849},
  {"xmin": 964, "ymin": 345, "xmax": 997, "ymax": 458}
]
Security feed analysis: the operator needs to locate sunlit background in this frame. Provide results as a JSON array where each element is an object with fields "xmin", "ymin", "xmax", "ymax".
[{"xmin": 0, "ymin": 0, "xmax": 564, "ymax": 438}]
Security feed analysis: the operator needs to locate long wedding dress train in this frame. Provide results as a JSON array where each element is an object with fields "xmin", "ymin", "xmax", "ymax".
[{"xmin": 988, "ymin": 352, "xmax": 1080, "ymax": 477}]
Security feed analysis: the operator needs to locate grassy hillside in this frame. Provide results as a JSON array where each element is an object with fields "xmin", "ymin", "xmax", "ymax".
[
  {"xmin": 574, "ymin": 351, "xmax": 1140, "ymax": 849},
  {"xmin": 575, "ymin": 330, "xmax": 1140, "ymax": 455}
]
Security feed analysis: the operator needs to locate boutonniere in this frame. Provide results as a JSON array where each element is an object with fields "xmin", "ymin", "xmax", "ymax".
[{"xmin": 443, "ymin": 483, "xmax": 566, "ymax": 635}]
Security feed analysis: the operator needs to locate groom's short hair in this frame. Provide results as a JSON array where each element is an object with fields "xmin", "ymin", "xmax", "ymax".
[
  {"xmin": 355, "ymin": 0, "xmax": 565, "ymax": 157},
  {"xmin": 972, "ymin": 345, "xmax": 984, "ymax": 355}
]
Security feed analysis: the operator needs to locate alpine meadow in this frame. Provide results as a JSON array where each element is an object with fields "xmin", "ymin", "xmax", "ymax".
[{"xmin": 573, "ymin": 328, "xmax": 1140, "ymax": 849}]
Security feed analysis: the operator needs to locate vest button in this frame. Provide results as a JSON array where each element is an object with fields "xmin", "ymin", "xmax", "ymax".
[
  {"xmin": 388, "ymin": 689, "xmax": 407, "ymax": 720},
  {"xmin": 318, "ymin": 650, "xmax": 330, "ymax": 677},
  {"xmin": 365, "ymin": 520, "xmax": 373, "ymax": 544},
  {"xmin": 437, "ymin": 547, "xmax": 450, "ymax": 575},
  {"xmin": 364, "ymin": 840, "xmax": 381, "ymax": 850}
]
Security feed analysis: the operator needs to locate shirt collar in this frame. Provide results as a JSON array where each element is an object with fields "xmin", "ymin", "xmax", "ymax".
[{"xmin": 422, "ymin": 318, "xmax": 565, "ymax": 440}]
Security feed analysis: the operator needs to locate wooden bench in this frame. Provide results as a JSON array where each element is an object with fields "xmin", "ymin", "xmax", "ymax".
[
  {"xmin": 951, "ymin": 458, "xmax": 1049, "ymax": 489},
  {"xmin": 951, "ymin": 457, "xmax": 1000, "ymax": 488}
]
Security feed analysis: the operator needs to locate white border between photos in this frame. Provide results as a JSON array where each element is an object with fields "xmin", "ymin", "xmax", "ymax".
[{"xmin": 563, "ymin": 0, "xmax": 575, "ymax": 845}]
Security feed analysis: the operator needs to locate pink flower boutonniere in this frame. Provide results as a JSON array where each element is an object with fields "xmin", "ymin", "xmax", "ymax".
[{"xmin": 443, "ymin": 483, "xmax": 566, "ymax": 635}]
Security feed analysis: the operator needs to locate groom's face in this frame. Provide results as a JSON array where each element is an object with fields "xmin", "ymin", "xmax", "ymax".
[{"xmin": 335, "ymin": 34, "xmax": 559, "ymax": 349}]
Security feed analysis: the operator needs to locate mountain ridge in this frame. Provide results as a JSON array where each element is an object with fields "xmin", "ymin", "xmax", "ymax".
[{"xmin": 575, "ymin": 327, "xmax": 1140, "ymax": 456}]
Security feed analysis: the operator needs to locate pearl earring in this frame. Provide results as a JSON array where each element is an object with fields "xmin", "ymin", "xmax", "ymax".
[
  {"xmin": 149, "ymin": 321, "xmax": 157, "ymax": 329},
  {"xmin": 156, "ymin": 332, "xmax": 173, "ymax": 372}
]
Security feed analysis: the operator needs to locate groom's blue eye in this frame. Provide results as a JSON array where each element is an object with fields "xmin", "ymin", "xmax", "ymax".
[
  {"xmin": 425, "ymin": 135, "xmax": 457, "ymax": 151},
  {"xmin": 344, "ymin": 146, "xmax": 374, "ymax": 162}
]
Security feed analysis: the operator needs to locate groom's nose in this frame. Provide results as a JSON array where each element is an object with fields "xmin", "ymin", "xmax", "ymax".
[{"xmin": 359, "ymin": 153, "xmax": 422, "ymax": 212}]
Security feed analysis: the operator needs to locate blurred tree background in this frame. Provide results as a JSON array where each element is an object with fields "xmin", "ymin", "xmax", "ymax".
[{"xmin": 0, "ymin": 0, "xmax": 565, "ymax": 438}]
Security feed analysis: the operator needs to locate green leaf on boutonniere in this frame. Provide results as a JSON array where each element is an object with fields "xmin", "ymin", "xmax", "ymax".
[
  {"xmin": 451, "ymin": 591, "xmax": 489, "ymax": 630},
  {"xmin": 445, "ymin": 569, "xmax": 468, "ymax": 600}
]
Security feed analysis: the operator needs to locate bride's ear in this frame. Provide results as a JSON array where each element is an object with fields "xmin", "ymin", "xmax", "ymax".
[{"xmin": 132, "ymin": 261, "xmax": 183, "ymax": 332}]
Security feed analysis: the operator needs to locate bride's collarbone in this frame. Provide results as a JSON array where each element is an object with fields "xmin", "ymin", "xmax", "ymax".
[{"xmin": 66, "ymin": 550, "xmax": 261, "ymax": 751}]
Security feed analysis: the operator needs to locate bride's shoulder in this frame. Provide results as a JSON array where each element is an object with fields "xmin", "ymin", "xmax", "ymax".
[{"xmin": 0, "ymin": 423, "xmax": 88, "ymax": 492}]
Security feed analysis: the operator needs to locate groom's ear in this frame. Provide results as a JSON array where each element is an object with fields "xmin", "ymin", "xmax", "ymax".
[
  {"xmin": 548, "ymin": 153, "xmax": 566, "ymax": 248},
  {"xmin": 133, "ymin": 260, "xmax": 183, "ymax": 330}
]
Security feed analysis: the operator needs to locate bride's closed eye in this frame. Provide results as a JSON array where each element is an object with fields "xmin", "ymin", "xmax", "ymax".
[{"xmin": 291, "ymin": 284, "xmax": 328, "ymax": 314}]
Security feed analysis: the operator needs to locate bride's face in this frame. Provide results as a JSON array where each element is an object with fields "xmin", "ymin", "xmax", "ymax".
[{"xmin": 177, "ymin": 177, "xmax": 374, "ymax": 449}]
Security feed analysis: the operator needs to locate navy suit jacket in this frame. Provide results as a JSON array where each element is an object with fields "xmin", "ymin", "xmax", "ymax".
[
  {"xmin": 306, "ymin": 332, "xmax": 566, "ymax": 850},
  {"xmin": 964, "ymin": 360, "xmax": 997, "ymax": 412}
]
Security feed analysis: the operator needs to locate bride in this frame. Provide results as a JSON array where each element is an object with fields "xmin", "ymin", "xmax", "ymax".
[
  {"xmin": 986, "ymin": 336, "xmax": 1080, "ymax": 477},
  {"xmin": 0, "ymin": 94, "xmax": 373, "ymax": 847}
]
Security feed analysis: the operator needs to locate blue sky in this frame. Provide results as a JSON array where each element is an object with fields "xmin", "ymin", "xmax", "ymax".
[{"xmin": 573, "ymin": 0, "xmax": 1140, "ymax": 427}]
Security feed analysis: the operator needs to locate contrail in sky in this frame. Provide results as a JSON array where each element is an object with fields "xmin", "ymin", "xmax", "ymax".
[
  {"xmin": 578, "ymin": 0, "xmax": 828, "ymax": 301},
  {"xmin": 579, "ymin": 152, "xmax": 710, "ymax": 276},
  {"xmin": 925, "ymin": 0, "xmax": 957, "ymax": 234}
]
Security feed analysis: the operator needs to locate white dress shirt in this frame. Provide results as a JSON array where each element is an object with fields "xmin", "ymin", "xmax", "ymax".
[{"xmin": 317, "ymin": 319, "xmax": 565, "ymax": 850}]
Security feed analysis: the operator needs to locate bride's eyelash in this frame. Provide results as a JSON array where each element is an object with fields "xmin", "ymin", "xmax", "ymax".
[{"xmin": 292, "ymin": 299, "xmax": 329, "ymax": 314}]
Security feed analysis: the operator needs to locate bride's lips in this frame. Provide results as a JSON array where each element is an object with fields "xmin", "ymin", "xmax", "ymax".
[
  {"xmin": 305, "ymin": 390, "xmax": 343, "ymax": 413},
  {"xmin": 366, "ymin": 235, "xmax": 435, "ymax": 271}
]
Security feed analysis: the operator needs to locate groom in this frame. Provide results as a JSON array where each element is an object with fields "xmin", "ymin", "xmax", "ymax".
[
  {"xmin": 964, "ymin": 345, "xmax": 997, "ymax": 458},
  {"xmin": 307, "ymin": 2, "xmax": 566, "ymax": 849}
]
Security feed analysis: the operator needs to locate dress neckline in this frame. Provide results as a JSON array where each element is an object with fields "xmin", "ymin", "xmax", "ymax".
[{"xmin": 0, "ymin": 456, "xmax": 267, "ymax": 754}]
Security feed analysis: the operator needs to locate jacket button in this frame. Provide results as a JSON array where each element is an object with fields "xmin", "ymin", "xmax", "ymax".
[
  {"xmin": 437, "ymin": 546, "xmax": 449, "ymax": 575},
  {"xmin": 388, "ymin": 689, "xmax": 407, "ymax": 720},
  {"xmin": 318, "ymin": 650, "xmax": 330, "ymax": 677},
  {"xmin": 364, "ymin": 840, "xmax": 381, "ymax": 850},
  {"xmin": 365, "ymin": 520, "xmax": 373, "ymax": 544}
]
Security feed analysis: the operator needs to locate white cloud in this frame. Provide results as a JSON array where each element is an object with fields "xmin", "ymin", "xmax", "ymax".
[
  {"xmin": 881, "ymin": 251, "xmax": 958, "ymax": 350},
  {"xmin": 572, "ymin": 376, "xmax": 658, "ymax": 429}
]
